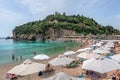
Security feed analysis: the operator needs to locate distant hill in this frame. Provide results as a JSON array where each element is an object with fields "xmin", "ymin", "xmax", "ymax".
[
  {"xmin": 13, "ymin": 12, "xmax": 120, "ymax": 41},
  {"xmin": 0, "ymin": 37, "xmax": 6, "ymax": 39}
]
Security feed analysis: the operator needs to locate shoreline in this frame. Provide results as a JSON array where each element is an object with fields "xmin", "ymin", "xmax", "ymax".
[
  {"xmin": 0, "ymin": 39, "xmax": 95, "ymax": 80},
  {"xmin": 0, "ymin": 40, "xmax": 81, "ymax": 65}
]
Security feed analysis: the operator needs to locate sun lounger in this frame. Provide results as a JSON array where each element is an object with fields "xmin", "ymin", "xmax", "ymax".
[
  {"xmin": 64, "ymin": 61, "xmax": 79, "ymax": 68},
  {"xmin": 6, "ymin": 73, "xmax": 18, "ymax": 80}
]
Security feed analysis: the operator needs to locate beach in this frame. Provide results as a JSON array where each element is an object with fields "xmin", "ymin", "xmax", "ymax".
[
  {"xmin": 0, "ymin": 39, "xmax": 120, "ymax": 80},
  {"xmin": 0, "ymin": 39, "xmax": 89, "ymax": 80},
  {"xmin": 0, "ymin": 55, "xmax": 83, "ymax": 80}
]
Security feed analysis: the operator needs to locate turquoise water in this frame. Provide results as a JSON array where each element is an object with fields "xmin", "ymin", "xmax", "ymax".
[{"xmin": 0, "ymin": 39, "xmax": 80, "ymax": 65}]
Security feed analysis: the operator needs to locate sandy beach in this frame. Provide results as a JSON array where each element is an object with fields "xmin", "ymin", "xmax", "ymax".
[
  {"xmin": 0, "ymin": 56, "xmax": 83, "ymax": 80},
  {"xmin": 0, "ymin": 40, "xmax": 120, "ymax": 80}
]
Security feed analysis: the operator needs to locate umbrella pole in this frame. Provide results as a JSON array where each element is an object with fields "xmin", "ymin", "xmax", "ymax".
[
  {"xmin": 61, "ymin": 66, "xmax": 63, "ymax": 72},
  {"xmin": 27, "ymin": 75, "xmax": 30, "ymax": 80}
]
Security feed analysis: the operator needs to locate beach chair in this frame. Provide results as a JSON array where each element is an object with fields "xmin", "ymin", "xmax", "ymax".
[
  {"xmin": 6, "ymin": 73, "xmax": 18, "ymax": 80},
  {"xmin": 79, "ymin": 58, "xmax": 85, "ymax": 63},
  {"xmin": 65, "ymin": 61, "xmax": 79, "ymax": 68}
]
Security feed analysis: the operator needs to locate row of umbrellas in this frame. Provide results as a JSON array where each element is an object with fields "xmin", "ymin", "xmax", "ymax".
[
  {"xmin": 7, "ymin": 56, "xmax": 75, "ymax": 76},
  {"xmin": 7, "ymin": 54, "xmax": 120, "ymax": 76},
  {"xmin": 7, "ymin": 40, "xmax": 120, "ymax": 80},
  {"xmin": 33, "ymin": 51, "xmax": 76, "ymax": 60},
  {"xmin": 82, "ymin": 40, "xmax": 120, "ymax": 74},
  {"xmin": 7, "ymin": 56, "xmax": 120, "ymax": 80}
]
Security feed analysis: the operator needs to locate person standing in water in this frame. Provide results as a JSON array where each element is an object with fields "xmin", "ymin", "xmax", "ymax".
[
  {"xmin": 16, "ymin": 57, "xmax": 18, "ymax": 61},
  {"xmin": 33, "ymin": 51, "xmax": 36, "ymax": 55},
  {"xmin": 20, "ymin": 56, "xmax": 22, "ymax": 61},
  {"xmin": 12, "ymin": 53, "xmax": 15, "ymax": 61}
]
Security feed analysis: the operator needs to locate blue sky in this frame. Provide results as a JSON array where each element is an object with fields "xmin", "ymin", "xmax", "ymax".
[{"xmin": 0, "ymin": 0, "xmax": 120, "ymax": 37}]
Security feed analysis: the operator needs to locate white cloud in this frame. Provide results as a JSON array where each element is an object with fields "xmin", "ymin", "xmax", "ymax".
[
  {"xmin": 19, "ymin": 0, "xmax": 67, "ymax": 19},
  {"xmin": 114, "ymin": 14, "xmax": 120, "ymax": 20},
  {"xmin": 78, "ymin": 0, "xmax": 99, "ymax": 9},
  {"xmin": 0, "ymin": 6, "xmax": 29, "ymax": 37},
  {"xmin": 96, "ymin": 15, "xmax": 120, "ymax": 30},
  {"xmin": 0, "ymin": 7, "xmax": 26, "ymax": 24}
]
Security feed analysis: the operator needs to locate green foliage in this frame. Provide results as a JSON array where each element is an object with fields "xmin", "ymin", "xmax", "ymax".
[{"xmin": 13, "ymin": 12, "xmax": 120, "ymax": 35}]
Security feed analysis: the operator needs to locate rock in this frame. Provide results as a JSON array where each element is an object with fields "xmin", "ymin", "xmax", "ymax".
[{"xmin": 13, "ymin": 28, "xmax": 76, "ymax": 41}]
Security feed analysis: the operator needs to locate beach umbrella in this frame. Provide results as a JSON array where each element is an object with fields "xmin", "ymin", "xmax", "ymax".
[
  {"xmin": 77, "ymin": 48, "xmax": 86, "ymax": 52},
  {"xmin": 92, "ymin": 43, "xmax": 102, "ymax": 47},
  {"xmin": 100, "ymin": 47, "xmax": 111, "ymax": 50},
  {"xmin": 84, "ymin": 47, "xmax": 92, "ymax": 50},
  {"xmin": 82, "ymin": 58, "xmax": 120, "ymax": 74},
  {"xmin": 42, "ymin": 72, "xmax": 82, "ymax": 80},
  {"xmin": 63, "ymin": 51, "xmax": 76, "ymax": 56},
  {"xmin": 7, "ymin": 59, "xmax": 45, "ymax": 76},
  {"xmin": 99, "ymin": 41, "xmax": 104, "ymax": 44},
  {"xmin": 49, "ymin": 56, "xmax": 74, "ymax": 66},
  {"xmin": 93, "ymin": 49, "xmax": 110, "ymax": 54},
  {"xmin": 77, "ymin": 52, "xmax": 100, "ymax": 59},
  {"xmin": 33, "ymin": 54, "xmax": 49, "ymax": 60},
  {"xmin": 77, "ymin": 47, "xmax": 91, "ymax": 52},
  {"xmin": 105, "ymin": 44, "xmax": 114, "ymax": 48},
  {"xmin": 105, "ymin": 42, "xmax": 114, "ymax": 48},
  {"xmin": 110, "ymin": 54, "xmax": 120, "ymax": 62}
]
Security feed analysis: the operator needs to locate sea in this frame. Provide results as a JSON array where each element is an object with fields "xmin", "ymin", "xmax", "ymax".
[{"xmin": 0, "ymin": 39, "xmax": 80, "ymax": 65}]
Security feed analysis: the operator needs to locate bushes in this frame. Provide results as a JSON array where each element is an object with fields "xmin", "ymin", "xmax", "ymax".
[{"xmin": 13, "ymin": 12, "xmax": 120, "ymax": 36}]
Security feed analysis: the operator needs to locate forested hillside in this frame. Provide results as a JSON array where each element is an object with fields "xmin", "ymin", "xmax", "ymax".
[{"xmin": 13, "ymin": 12, "xmax": 120, "ymax": 41}]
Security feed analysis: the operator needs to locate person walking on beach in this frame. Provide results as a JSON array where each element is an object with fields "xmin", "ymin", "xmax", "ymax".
[{"xmin": 12, "ymin": 53, "xmax": 15, "ymax": 61}]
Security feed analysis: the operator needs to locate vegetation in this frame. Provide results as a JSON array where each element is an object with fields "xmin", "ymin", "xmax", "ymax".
[{"xmin": 13, "ymin": 12, "xmax": 120, "ymax": 36}]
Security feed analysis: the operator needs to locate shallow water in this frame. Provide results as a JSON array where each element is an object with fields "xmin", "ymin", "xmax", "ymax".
[{"xmin": 0, "ymin": 39, "xmax": 80, "ymax": 65}]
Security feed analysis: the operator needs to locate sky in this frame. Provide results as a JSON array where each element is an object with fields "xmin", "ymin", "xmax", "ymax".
[{"xmin": 0, "ymin": 0, "xmax": 120, "ymax": 37}]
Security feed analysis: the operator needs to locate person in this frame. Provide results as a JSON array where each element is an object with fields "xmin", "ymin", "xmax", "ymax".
[
  {"xmin": 33, "ymin": 51, "xmax": 36, "ymax": 55},
  {"xmin": 45, "ymin": 64, "xmax": 53, "ymax": 73},
  {"xmin": 20, "ymin": 56, "xmax": 22, "ymax": 61},
  {"xmin": 45, "ymin": 64, "xmax": 50, "ymax": 72},
  {"xmin": 12, "ymin": 53, "xmax": 15, "ymax": 61},
  {"xmin": 16, "ymin": 57, "xmax": 18, "ymax": 61}
]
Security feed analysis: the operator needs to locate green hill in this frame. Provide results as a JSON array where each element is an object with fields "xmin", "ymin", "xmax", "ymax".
[{"xmin": 13, "ymin": 12, "xmax": 120, "ymax": 41}]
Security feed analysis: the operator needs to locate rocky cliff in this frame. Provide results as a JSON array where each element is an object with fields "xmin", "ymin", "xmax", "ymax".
[{"xmin": 13, "ymin": 27, "xmax": 76, "ymax": 41}]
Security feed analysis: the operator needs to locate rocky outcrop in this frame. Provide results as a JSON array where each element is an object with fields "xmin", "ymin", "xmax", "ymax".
[{"xmin": 13, "ymin": 28, "xmax": 76, "ymax": 41}]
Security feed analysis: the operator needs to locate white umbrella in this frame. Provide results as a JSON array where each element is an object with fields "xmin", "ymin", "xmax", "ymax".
[
  {"xmin": 82, "ymin": 58, "xmax": 120, "ymax": 74},
  {"xmin": 77, "ymin": 52, "xmax": 100, "ymax": 59},
  {"xmin": 42, "ymin": 72, "xmax": 82, "ymax": 80},
  {"xmin": 100, "ymin": 47, "xmax": 111, "ymax": 50},
  {"xmin": 92, "ymin": 43, "xmax": 102, "ymax": 47},
  {"xmin": 105, "ymin": 44, "xmax": 114, "ymax": 48},
  {"xmin": 7, "ymin": 59, "xmax": 45, "ymax": 76},
  {"xmin": 63, "ymin": 51, "xmax": 76, "ymax": 56},
  {"xmin": 33, "ymin": 54, "xmax": 49, "ymax": 60},
  {"xmin": 77, "ymin": 47, "xmax": 91, "ymax": 52},
  {"xmin": 93, "ymin": 49, "xmax": 110, "ymax": 54},
  {"xmin": 84, "ymin": 47, "xmax": 92, "ymax": 50},
  {"xmin": 77, "ymin": 48, "xmax": 86, "ymax": 52},
  {"xmin": 110, "ymin": 54, "xmax": 120, "ymax": 62},
  {"xmin": 49, "ymin": 56, "xmax": 74, "ymax": 66}
]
